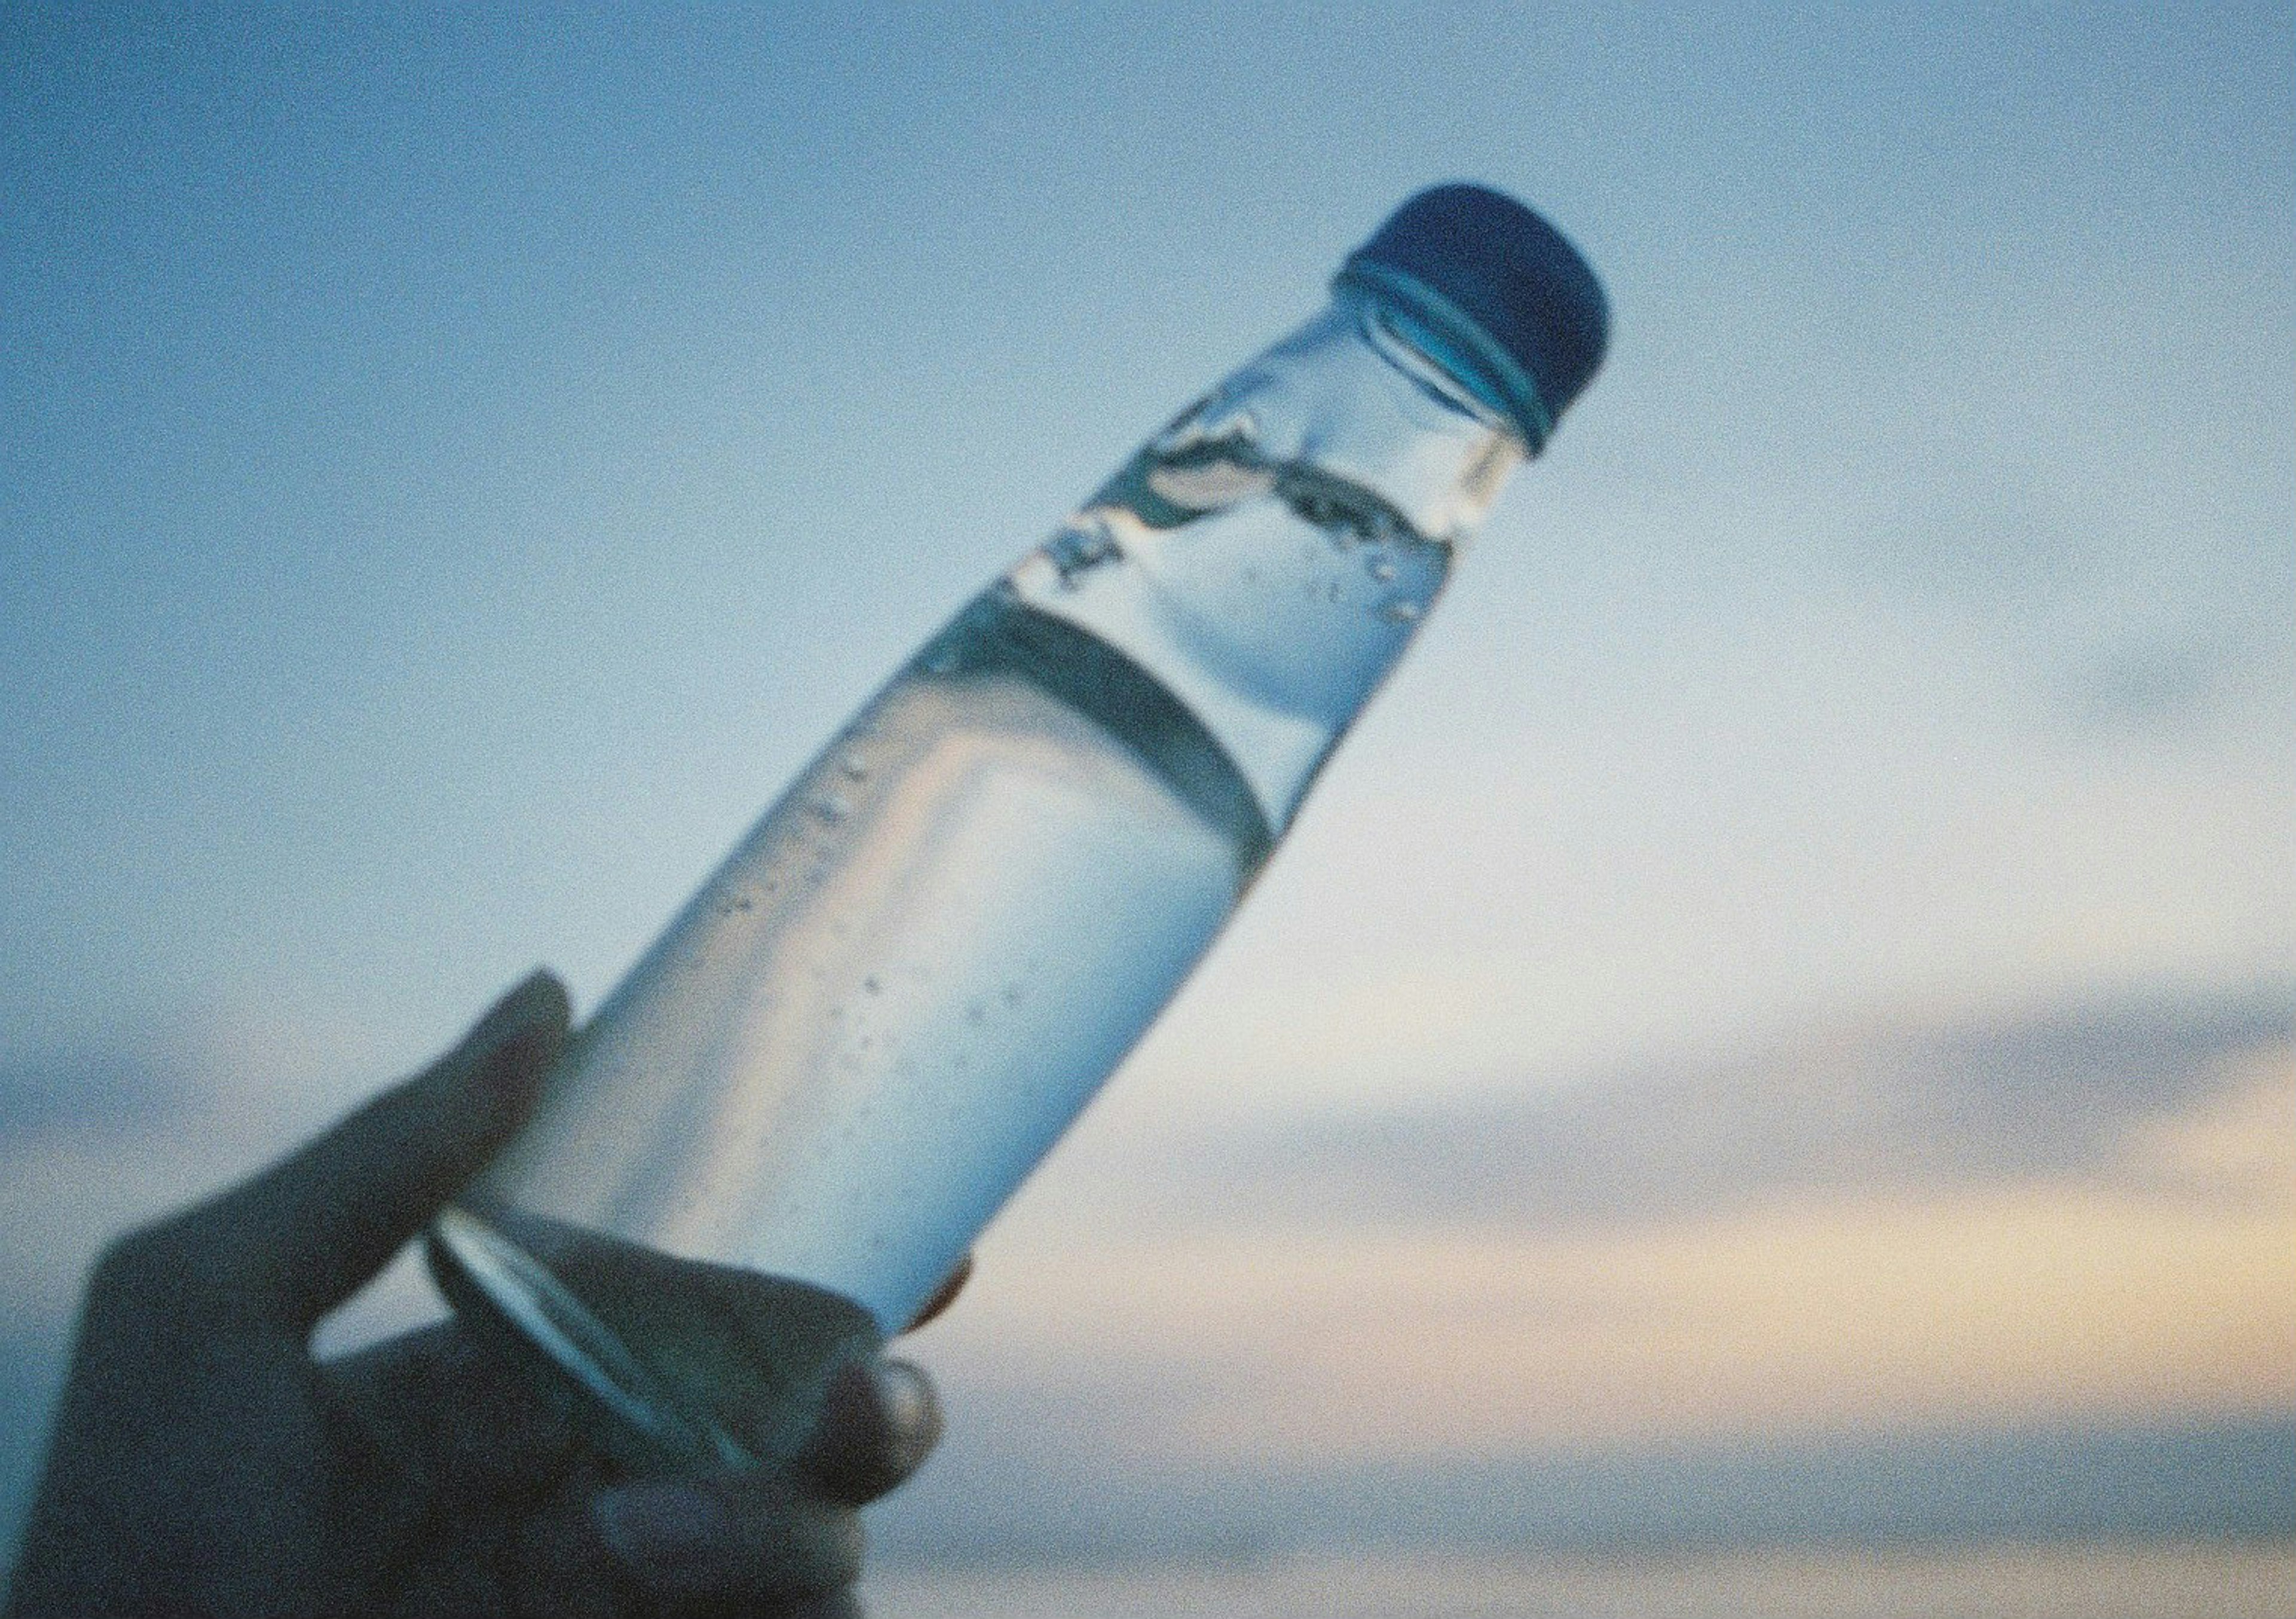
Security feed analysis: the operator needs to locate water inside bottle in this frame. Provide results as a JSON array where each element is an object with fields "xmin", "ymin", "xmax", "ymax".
[{"xmin": 433, "ymin": 335, "xmax": 1464, "ymax": 1465}]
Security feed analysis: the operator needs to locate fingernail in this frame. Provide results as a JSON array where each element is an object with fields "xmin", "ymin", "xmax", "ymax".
[
  {"xmin": 591, "ymin": 1481, "xmax": 733, "ymax": 1581},
  {"xmin": 869, "ymin": 1359, "xmax": 941, "ymax": 1464},
  {"xmin": 869, "ymin": 1360, "xmax": 932, "ymax": 1428}
]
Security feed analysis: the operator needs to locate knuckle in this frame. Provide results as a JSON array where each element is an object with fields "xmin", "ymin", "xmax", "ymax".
[
  {"xmin": 86, "ymin": 1221, "xmax": 178, "ymax": 1304},
  {"xmin": 591, "ymin": 1479, "xmax": 866, "ymax": 1608},
  {"xmin": 84, "ymin": 1207, "xmax": 222, "ymax": 1326},
  {"xmin": 793, "ymin": 1507, "xmax": 865, "ymax": 1592}
]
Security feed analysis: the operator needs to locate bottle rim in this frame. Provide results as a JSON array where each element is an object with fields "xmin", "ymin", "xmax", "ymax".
[{"xmin": 1333, "ymin": 259, "xmax": 1556, "ymax": 453}]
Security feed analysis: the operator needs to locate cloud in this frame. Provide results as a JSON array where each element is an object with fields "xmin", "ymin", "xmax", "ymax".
[
  {"xmin": 905, "ymin": 985, "xmax": 2293, "ymax": 1488},
  {"xmin": 2065, "ymin": 639, "xmax": 2230, "ymax": 734},
  {"xmin": 0, "ymin": 1004, "xmax": 391, "ymax": 1322},
  {"xmin": 2056, "ymin": 631, "xmax": 2293, "ymax": 741},
  {"xmin": 0, "ymin": 1042, "xmax": 191, "ymax": 1135},
  {"xmin": 1175, "ymin": 982, "xmax": 2294, "ymax": 1231}
]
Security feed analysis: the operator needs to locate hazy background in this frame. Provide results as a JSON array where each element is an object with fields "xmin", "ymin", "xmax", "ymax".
[{"xmin": 4, "ymin": 0, "xmax": 2290, "ymax": 1597}]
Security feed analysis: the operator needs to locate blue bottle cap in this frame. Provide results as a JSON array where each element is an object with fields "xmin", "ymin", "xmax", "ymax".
[{"xmin": 1337, "ymin": 184, "xmax": 1609, "ymax": 452}]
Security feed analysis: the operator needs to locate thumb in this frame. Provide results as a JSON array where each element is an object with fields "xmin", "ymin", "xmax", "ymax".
[{"xmin": 170, "ymin": 970, "xmax": 569, "ymax": 1335}]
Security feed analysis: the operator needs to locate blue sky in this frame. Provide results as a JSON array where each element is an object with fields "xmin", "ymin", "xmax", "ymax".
[{"xmin": 4, "ymin": 0, "xmax": 2291, "ymax": 1562}]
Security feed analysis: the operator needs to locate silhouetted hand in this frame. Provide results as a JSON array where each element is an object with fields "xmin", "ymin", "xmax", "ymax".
[{"xmin": 4, "ymin": 973, "xmax": 947, "ymax": 1617}]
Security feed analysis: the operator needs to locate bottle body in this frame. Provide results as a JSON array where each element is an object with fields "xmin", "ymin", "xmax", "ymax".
[{"xmin": 435, "ymin": 259, "xmax": 1558, "ymax": 1463}]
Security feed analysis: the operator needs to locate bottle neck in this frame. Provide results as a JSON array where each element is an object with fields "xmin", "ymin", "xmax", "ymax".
[
  {"xmin": 1136, "ymin": 283, "xmax": 1527, "ymax": 549},
  {"xmin": 1000, "ymin": 284, "xmax": 1527, "ymax": 834}
]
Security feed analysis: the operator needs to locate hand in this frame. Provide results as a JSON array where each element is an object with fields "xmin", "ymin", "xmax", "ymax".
[{"xmin": 3, "ymin": 973, "xmax": 948, "ymax": 1617}]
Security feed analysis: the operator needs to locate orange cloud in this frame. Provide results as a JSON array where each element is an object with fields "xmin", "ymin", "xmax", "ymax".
[{"xmin": 929, "ymin": 1028, "xmax": 2295, "ymax": 1467}]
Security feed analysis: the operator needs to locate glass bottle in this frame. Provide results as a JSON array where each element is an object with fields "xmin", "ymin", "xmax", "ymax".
[{"xmin": 432, "ymin": 184, "xmax": 1608, "ymax": 1467}]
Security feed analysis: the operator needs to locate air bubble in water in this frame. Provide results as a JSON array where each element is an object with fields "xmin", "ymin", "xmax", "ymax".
[
  {"xmin": 1381, "ymin": 599, "xmax": 1423, "ymax": 624},
  {"xmin": 1046, "ymin": 522, "xmax": 1122, "ymax": 586},
  {"xmin": 1369, "ymin": 560, "xmax": 1397, "ymax": 583},
  {"xmin": 840, "ymin": 754, "xmax": 869, "ymax": 781},
  {"xmin": 812, "ymin": 794, "xmax": 851, "ymax": 824},
  {"xmin": 1146, "ymin": 459, "xmax": 1275, "ymax": 512}
]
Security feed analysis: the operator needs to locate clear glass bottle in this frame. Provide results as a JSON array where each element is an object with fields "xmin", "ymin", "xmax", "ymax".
[{"xmin": 432, "ymin": 184, "xmax": 1608, "ymax": 1468}]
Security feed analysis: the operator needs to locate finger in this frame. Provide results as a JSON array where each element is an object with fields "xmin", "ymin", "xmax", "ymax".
[
  {"xmin": 797, "ymin": 1358, "xmax": 942, "ymax": 1506},
  {"xmin": 587, "ymin": 1473, "xmax": 865, "ymax": 1608},
  {"xmin": 462, "ymin": 1213, "xmax": 884, "ymax": 1468},
  {"xmin": 322, "ymin": 1321, "xmax": 590, "ymax": 1519},
  {"xmin": 902, "ymin": 1254, "xmax": 972, "ymax": 1333},
  {"xmin": 160, "ymin": 970, "xmax": 569, "ymax": 1334}
]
